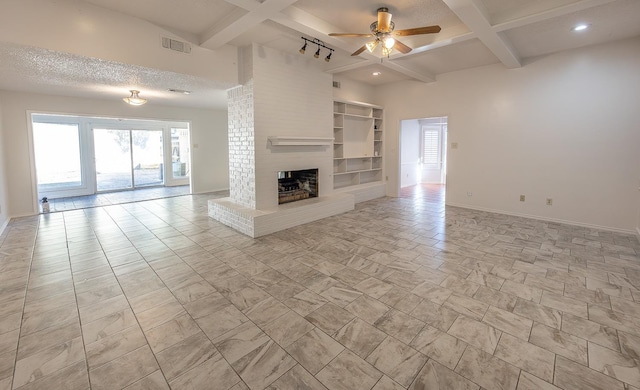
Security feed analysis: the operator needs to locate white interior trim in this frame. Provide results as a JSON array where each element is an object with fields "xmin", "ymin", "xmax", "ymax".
[{"xmin": 267, "ymin": 136, "xmax": 334, "ymax": 146}]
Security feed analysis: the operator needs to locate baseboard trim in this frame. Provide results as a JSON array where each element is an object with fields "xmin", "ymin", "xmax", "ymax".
[
  {"xmin": 0, "ymin": 217, "xmax": 10, "ymax": 237},
  {"xmin": 445, "ymin": 202, "xmax": 636, "ymax": 235}
]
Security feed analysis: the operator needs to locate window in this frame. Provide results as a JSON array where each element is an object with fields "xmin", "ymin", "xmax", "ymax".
[
  {"xmin": 33, "ymin": 121, "xmax": 84, "ymax": 192},
  {"xmin": 421, "ymin": 126, "xmax": 441, "ymax": 167}
]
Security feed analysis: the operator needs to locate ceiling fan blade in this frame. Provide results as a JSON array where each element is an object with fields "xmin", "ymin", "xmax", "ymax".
[
  {"xmin": 394, "ymin": 25, "xmax": 442, "ymax": 36},
  {"xmin": 378, "ymin": 9, "xmax": 393, "ymax": 32},
  {"xmin": 393, "ymin": 39, "xmax": 412, "ymax": 54},
  {"xmin": 351, "ymin": 45, "xmax": 367, "ymax": 56},
  {"xmin": 328, "ymin": 33, "xmax": 373, "ymax": 37}
]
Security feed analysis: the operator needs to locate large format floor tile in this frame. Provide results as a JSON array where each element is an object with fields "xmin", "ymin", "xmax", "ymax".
[{"xmin": 0, "ymin": 184, "xmax": 639, "ymax": 389}]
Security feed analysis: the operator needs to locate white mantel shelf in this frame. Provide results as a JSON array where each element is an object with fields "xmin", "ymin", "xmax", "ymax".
[{"xmin": 268, "ymin": 136, "xmax": 334, "ymax": 146}]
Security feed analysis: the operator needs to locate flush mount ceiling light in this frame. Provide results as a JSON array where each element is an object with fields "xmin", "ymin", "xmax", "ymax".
[
  {"xmin": 123, "ymin": 90, "xmax": 147, "ymax": 106},
  {"xmin": 372, "ymin": 71, "xmax": 382, "ymax": 76},
  {"xmin": 299, "ymin": 37, "xmax": 335, "ymax": 62},
  {"xmin": 168, "ymin": 88, "xmax": 191, "ymax": 95},
  {"xmin": 572, "ymin": 23, "xmax": 590, "ymax": 31}
]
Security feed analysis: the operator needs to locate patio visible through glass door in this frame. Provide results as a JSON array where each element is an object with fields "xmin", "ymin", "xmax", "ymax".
[{"xmin": 93, "ymin": 129, "xmax": 164, "ymax": 192}]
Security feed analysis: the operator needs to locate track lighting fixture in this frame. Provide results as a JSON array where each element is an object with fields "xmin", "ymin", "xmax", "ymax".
[{"xmin": 299, "ymin": 37, "xmax": 334, "ymax": 62}]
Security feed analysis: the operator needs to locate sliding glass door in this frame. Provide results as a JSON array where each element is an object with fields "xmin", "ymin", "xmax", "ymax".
[{"xmin": 93, "ymin": 129, "xmax": 164, "ymax": 192}]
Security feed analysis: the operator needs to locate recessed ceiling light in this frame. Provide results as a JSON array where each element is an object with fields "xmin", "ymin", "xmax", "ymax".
[
  {"xmin": 168, "ymin": 88, "xmax": 191, "ymax": 95},
  {"xmin": 572, "ymin": 24, "xmax": 590, "ymax": 32},
  {"xmin": 372, "ymin": 72, "xmax": 382, "ymax": 76}
]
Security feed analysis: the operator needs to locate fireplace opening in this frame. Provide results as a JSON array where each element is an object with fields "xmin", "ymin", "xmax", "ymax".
[{"xmin": 277, "ymin": 168, "xmax": 318, "ymax": 205}]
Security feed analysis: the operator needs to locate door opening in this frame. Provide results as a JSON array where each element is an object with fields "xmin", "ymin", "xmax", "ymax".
[{"xmin": 399, "ymin": 116, "xmax": 448, "ymax": 190}]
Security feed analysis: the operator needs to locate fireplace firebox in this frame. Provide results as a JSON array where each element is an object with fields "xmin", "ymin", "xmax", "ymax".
[{"xmin": 277, "ymin": 169, "xmax": 318, "ymax": 205}]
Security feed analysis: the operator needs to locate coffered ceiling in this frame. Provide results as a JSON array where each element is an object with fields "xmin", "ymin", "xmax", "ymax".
[{"xmin": 0, "ymin": 0, "xmax": 639, "ymax": 108}]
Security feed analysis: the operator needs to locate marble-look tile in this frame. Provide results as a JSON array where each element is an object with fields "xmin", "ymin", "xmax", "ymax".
[
  {"xmin": 128, "ymin": 288, "xmax": 177, "ymax": 315},
  {"xmin": 354, "ymin": 277, "xmax": 395, "ymax": 299},
  {"xmin": 409, "ymin": 359, "xmax": 479, "ymax": 390},
  {"xmin": 231, "ymin": 340, "xmax": 297, "ymax": 390},
  {"xmin": 561, "ymin": 313, "xmax": 619, "ymax": 351},
  {"xmin": 17, "ymin": 319, "xmax": 81, "ymax": 359},
  {"xmin": 266, "ymin": 364, "xmax": 327, "ymax": 390},
  {"xmin": 171, "ymin": 280, "xmax": 217, "ymax": 305},
  {"xmin": 284, "ymin": 290, "xmax": 328, "ymax": 317},
  {"xmin": 512, "ymin": 299, "xmax": 561, "ymax": 329},
  {"xmin": 466, "ymin": 269, "xmax": 505, "ymax": 290},
  {"xmin": 619, "ymin": 331, "xmax": 640, "ymax": 360},
  {"xmin": 135, "ymin": 300, "xmax": 185, "ymax": 331},
  {"xmin": 334, "ymin": 318, "xmax": 387, "ymax": 359},
  {"xmin": 516, "ymin": 371, "xmax": 561, "ymax": 390},
  {"xmin": 366, "ymin": 336, "xmax": 428, "ymax": 387},
  {"xmin": 305, "ymin": 303, "xmax": 355, "ymax": 336},
  {"xmin": 440, "ymin": 275, "xmax": 480, "ymax": 297},
  {"xmin": 482, "ymin": 305, "xmax": 532, "ymax": 341},
  {"xmin": 373, "ymin": 309, "xmax": 425, "ymax": 344},
  {"xmin": 286, "ymin": 328, "xmax": 344, "ymax": 374},
  {"xmin": 89, "ymin": 346, "xmax": 159, "ymax": 390},
  {"xmin": 588, "ymin": 341, "xmax": 640, "ymax": 387},
  {"xmin": 182, "ymin": 291, "xmax": 229, "ymax": 320},
  {"xmin": 411, "ymin": 282, "xmax": 452, "ymax": 305},
  {"xmin": 316, "ymin": 349, "xmax": 382, "ymax": 390},
  {"xmin": 14, "ymin": 359, "xmax": 89, "ymax": 390},
  {"xmin": 243, "ymin": 296, "xmax": 290, "ymax": 327},
  {"xmin": 410, "ymin": 300, "xmax": 458, "ymax": 332},
  {"xmin": 494, "ymin": 333, "xmax": 554, "ymax": 382},
  {"xmin": 472, "ymin": 287, "xmax": 516, "ymax": 313},
  {"xmin": 500, "ymin": 280, "xmax": 542, "ymax": 303},
  {"xmin": 540, "ymin": 291, "xmax": 588, "ymax": 318},
  {"xmin": 588, "ymin": 305, "xmax": 640, "ymax": 337},
  {"xmin": 20, "ymin": 303, "xmax": 79, "ymax": 336},
  {"xmin": 144, "ymin": 313, "xmax": 201, "ymax": 353},
  {"xmin": 345, "ymin": 295, "xmax": 390, "ymax": 325},
  {"xmin": 447, "ymin": 316, "xmax": 501, "ymax": 355},
  {"xmin": 443, "ymin": 293, "xmax": 489, "ymax": 321},
  {"xmin": 123, "ymin": 370, "xmax": 169, "ymax": 390},
  {"xmin": 410, "ymin": 325, "xmax": 467, "ymax": 370},
  {"xmin": 320, "ymin": 286, "xmax": 363, "ymax": 308},
  {"xmin": 13, "ymin": 336, "xmax": 85, "ymax": 389},
  {"xmin": 196, "ymin": 304, "xmax": 249, "ymax": 340},
  {"xmin": 563, "ymin": 284, "xmax": 611, "ymax": 309},
  {"xmin": 155, "ymin": 332, "xmax": 218, "ymax": 381},
  {"xmin": 586, "ymin": 278, "xmax": 634, "ymax": 300},
  {"xmin": 168, "ymin": 351, "xmax": 241, "ymax": 390},
  {"xmin": 529, "ymin": 322, "xmax": 588, "ymax": 365},
  {"xmin": 213, "ymin": 322, "xmax": 271, "ymax": 364},
  {"xmin": 82, "ymin": 308, "xmax": 138, "ymax": 344},
  {"xmin": 455, "ymin": 346, "xmax": 519, "ymax": 390},
  {"xmin": 264, "ymin": 310, "xmax": 315, "ymax": 348},
  {"xmin": 611, "ymin": 296, "xmax": 640, "ymax": 320},
  {"xmin": 86, "ymin": 325, "xmax": 147, "ymax": 369},
  {"xmin": 554, "ymin": 355, "xmax": 624, "ymax": 390},
  {"xmin": 226, "ymin": 285, "xmax": 271, "ymax": 312}
]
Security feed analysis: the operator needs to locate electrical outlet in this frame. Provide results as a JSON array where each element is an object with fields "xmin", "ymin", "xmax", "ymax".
[
  {"xmin": 520, "ymin": 195, "xmax": 525, "ymax": 202},
  {"xmin": 451, "ymin": 142, "xmax": 458, "ymax": 149},
  {"xmin": 546, "ymin": 198, "xmax": 553, "ymax": 206},
  {"xmin": 467, "ymin": 192, "xmax": 473, "ymax": 197}
]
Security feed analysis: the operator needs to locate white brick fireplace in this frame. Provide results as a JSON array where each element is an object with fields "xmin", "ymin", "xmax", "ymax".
[{"xmin": 209, "ymin": 44, "xmax": 355, "ymax": 237}]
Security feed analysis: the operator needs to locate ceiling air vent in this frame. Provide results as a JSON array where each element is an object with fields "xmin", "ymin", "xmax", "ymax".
[
  {"xmin": 333, "ymin": 81, "xmax": 341, "ymax": 88},
  {"xmin": 161, "ymin": 37, "xmax": 191, "ymax": 54}
]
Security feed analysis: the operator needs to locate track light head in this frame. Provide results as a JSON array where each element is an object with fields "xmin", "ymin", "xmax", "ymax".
[
  {"xmin": 325, "ymin": 51, "xmax": 332, "ymax": 62},
  {"xmin": 314, "ymin": 47, "xmax": 321, "ymax": 58},
  {"xmin": 299, "ymin": 42, "xmax": 307, "ymax": 54}
]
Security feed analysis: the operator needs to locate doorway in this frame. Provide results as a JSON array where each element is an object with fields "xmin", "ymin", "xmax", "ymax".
[
  {"xmin": 93, "ymin": 129, "xmax": 164, "ymax": 192},
  {"xmin": 400, "ymin": 116, "xmax": 448, "ymax": 189},
  {"xmin": 30, "ymin": 114, "xmax": 191, "ymax": 207}
]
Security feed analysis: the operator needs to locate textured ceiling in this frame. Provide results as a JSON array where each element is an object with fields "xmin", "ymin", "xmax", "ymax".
[{"xmin": 0, "ymin": 0, "xmax": 639, "ymax": 108}]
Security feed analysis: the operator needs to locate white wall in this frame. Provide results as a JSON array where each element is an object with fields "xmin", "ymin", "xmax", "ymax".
[
  {"xmin": 0, "ymin": 91, "xmax": 228, "ymax": 218},
  {"xmin": 400, "ymin": 119, "xmax": 420, "ymax": 188},
  {"xmin": 0, "ymin": 102, "xmax": 8, "ymax": 233},
  {"xmin": 252, "ymin": 44, "xmax": 333, "ymax": 210},
  {"xmin": 332, "ymin": 75, "xmax": 376, "ymax": 103},
  {"xmin": 377, "ymin": 37, "xmax": 640, "ymax": 232},
  {"xmin": 0, "ymin": 0, "xmax": 237, "ymax": 85}
]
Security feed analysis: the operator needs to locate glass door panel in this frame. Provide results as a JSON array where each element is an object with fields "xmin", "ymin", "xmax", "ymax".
[
  {"xmin": 94, "ymin": 129, "xmax": 133, "ymax": 192},
  {"xmin": 132, "ymin": 130, "xmax": 164, "ymax": 187},
  {"xmin": 170, "ymin": 128, "xmax": 190, "ymax": 179},
  {"xmin": 33, "ymin": 122, "xmax": 83, "ymax": 193}
]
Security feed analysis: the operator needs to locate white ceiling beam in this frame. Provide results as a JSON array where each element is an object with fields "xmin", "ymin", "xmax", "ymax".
[
  {"xmin": 200, "ymin": 0, "xmax": 298, "ymax": 50},
  {"xmin": 493, "ymin": 0, "xmax": 619, "ymax": 32},
  {"xmin": 442, "ymin": 0, "xmax": 521, "ymax": 68}
]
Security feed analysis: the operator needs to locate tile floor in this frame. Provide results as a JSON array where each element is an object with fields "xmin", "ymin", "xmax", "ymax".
[{"xmin": 1, "ymin": 184, "xmax": 640, "ymax": 390}]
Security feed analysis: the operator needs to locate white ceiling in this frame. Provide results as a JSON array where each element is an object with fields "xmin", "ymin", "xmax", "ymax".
[{"xmin": 1, "ymin": 0, "xmax": 639, "ymax": 109}]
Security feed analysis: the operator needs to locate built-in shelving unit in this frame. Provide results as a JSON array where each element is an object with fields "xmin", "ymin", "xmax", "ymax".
[{"xmin": 333, "ymin": 100, "xmax": 384, "ymax": 191}]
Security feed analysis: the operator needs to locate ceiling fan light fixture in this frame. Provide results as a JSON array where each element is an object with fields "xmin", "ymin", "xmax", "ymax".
[
  {"xmin": 384, "ymin": 36, "xmax": 395, "ymax": 49},
  {"xmin": 381, "ymin": 46, "xmax": 393, "ymax": 58},
  {"xmin": 123, "ymin": 90, "xmax": 147, "ymax": 106},
  {"xmin": 366, "ymin": 40, "xmax": 379, "ymax": 53}
]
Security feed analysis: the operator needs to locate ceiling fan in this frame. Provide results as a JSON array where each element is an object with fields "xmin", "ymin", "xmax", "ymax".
[{"xmin": 329, "ymin": 7, "xmax": 441, "ymax": 57}]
